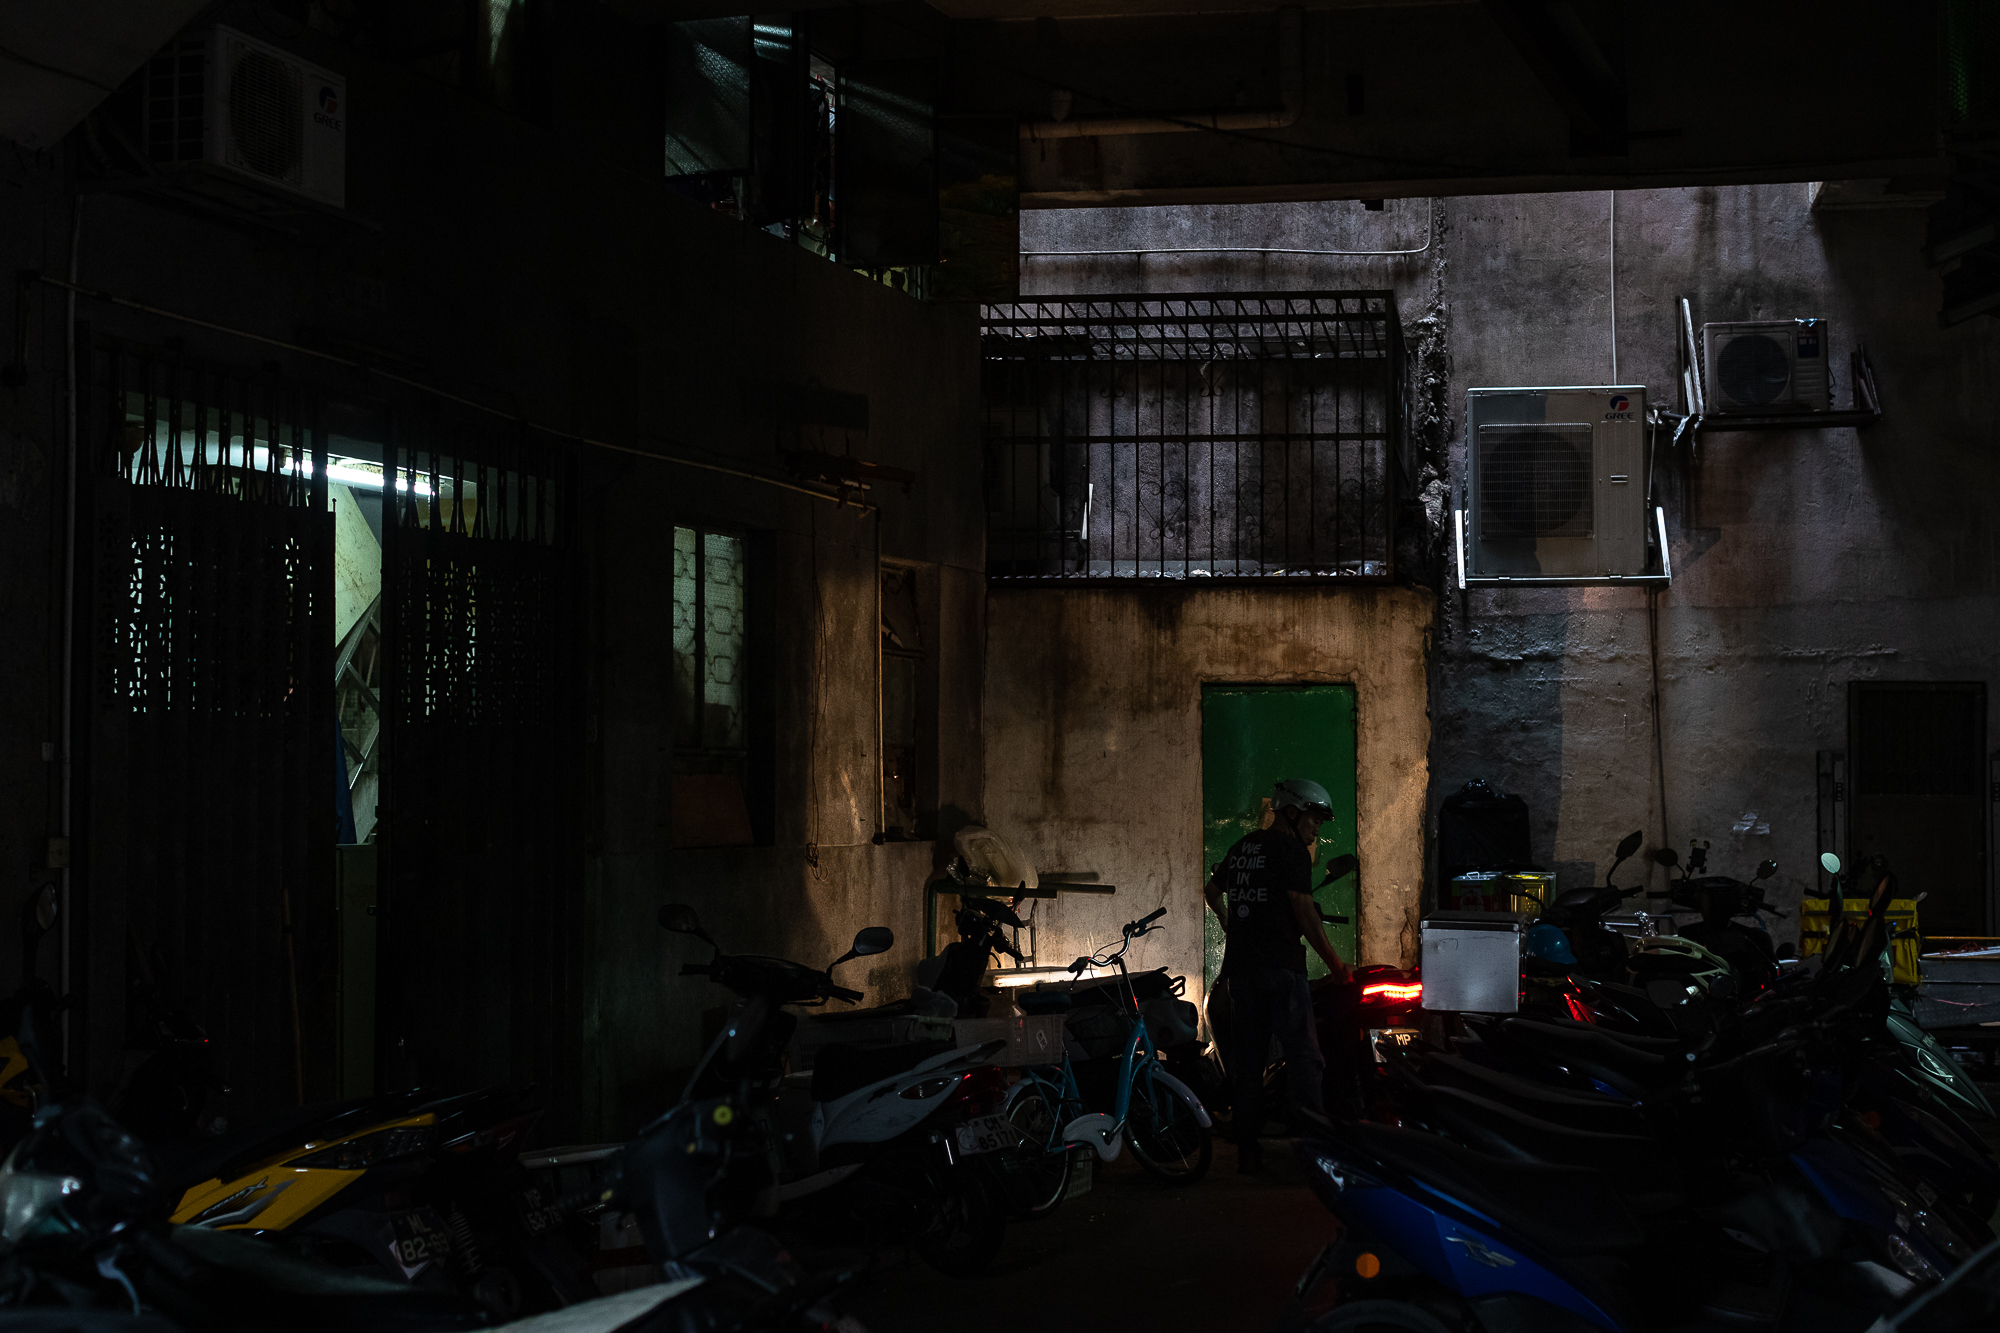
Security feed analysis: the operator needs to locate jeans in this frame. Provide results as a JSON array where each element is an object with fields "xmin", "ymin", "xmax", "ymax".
[{"xmin": 1220, "ymin": 967, "xmax": 1324, "ymax": 1144}]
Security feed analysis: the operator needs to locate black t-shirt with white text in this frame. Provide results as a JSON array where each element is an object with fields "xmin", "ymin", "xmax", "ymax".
[{"xmin": 1216, "ymin": 828, "xmax": 1314, "ymax": 976}]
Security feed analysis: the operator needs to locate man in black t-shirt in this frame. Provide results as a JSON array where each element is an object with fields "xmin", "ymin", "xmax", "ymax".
[{"xmin": 1203, "ymin": 777, "xmax": 1353, "ymax": 1173}]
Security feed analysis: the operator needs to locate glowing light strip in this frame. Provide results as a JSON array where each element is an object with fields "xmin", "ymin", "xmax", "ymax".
[{"xmin": 1361, "ymin": 982, "xmax": 1423, "ymax": 1002}]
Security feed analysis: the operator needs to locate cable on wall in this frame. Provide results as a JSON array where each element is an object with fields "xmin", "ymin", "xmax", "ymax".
[{"xmin": 1609, "ymin": 190, "xmax": 1619, "ymax": 383}]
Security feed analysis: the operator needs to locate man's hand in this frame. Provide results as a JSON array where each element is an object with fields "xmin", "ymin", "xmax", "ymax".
[{"xmin": 1291, "ymin": 890, "xmax": 1352, "ymax": 983}]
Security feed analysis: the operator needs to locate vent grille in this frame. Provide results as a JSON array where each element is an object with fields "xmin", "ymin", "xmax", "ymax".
[
  {"xmin": 1478, "ymin": 424, "xmax": 1593, "ymax": 539},
  {"xmin": 1715, "ymin": 333, "xmax": 1791, "ymax": 406},
  {"xmin": 224, "ymin": 42, "xmax": 303, "ymax": 182}
]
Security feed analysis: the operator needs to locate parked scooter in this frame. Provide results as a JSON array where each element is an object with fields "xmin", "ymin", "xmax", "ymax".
[
  {"xmin": 0, "ymin": 885, "xmax": 499, "ymax": 1332},
  {"xmin": 39, "ymin": 922, "xmax": 592, "ymax": 1317},
  {"xmin": 659, "ymin": 904, "xmax": 1010, "ymax": 1276},
  {"xmin": 1297, "ymin": 949, "xmax": 1984, "ymax": 1331}
]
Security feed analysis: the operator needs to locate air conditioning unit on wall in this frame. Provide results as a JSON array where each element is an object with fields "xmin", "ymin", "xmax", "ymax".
[
  {"xmin": 1701, "ymin": 319, "xmax": 1830, "ymax": 413},
  {"xmin": 1455, "ymin": 386, "xmax": 1669, "ymax": 587},
  {"xmin": 144, "ymin": 26, "xmax": 346, "ymax": 208}
]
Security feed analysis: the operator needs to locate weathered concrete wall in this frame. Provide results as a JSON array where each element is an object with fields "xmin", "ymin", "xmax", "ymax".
[
  {"xmin": 1022, "ymin": 185, "xmax": 2000, "ymax": 943},
  {"xmin": 0, "ymin": 7, "xmax": 985, "ymax": 1137},
  {"xmin": 983, "ymin": 585, "xmax": 1432, "ymax": 998}
]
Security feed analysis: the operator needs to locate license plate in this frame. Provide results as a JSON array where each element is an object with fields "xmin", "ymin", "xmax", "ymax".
[
  {"xmin": 954, "ymin": 1114, "xmax": 1021, "ymax": 1155},
  {"xmin": 389, "ymin": 1208, "xmax": 452, "ymax": 1276},
  {"xmin": 1368, "ymin": 1028, "xmax": 1420, "ymax": 1063},
  {"xmin": 519, "ymin": 1183, "xmax": 564, "ymax": 1236}
]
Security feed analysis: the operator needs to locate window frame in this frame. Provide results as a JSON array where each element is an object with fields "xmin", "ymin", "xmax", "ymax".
[{"xmin": 670, "ymin": 521, "xmax": 776, "ymax": 846}]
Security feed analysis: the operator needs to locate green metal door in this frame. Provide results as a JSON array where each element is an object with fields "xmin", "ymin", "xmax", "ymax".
[{"xmin": 1200, "ymin": 684, "xmax": 1358, "ymax": 988}]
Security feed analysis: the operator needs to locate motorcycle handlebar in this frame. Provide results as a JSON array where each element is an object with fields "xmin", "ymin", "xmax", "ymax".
[
  {"xmin": 826, "ymin": 984, "xmax": 863, "ymax": 1004},
  {"xmin": 1128, "ymin": 908, "xmax": 1167, "ymax": 933}
]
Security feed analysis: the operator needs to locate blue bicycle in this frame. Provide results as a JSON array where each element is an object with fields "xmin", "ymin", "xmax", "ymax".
[{"xmin": 996, "ymin": 907, "xmax": 1214, "ymax": 1215}]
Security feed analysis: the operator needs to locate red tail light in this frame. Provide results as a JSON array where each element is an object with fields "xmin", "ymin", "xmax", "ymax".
[
  {"xmin": 1361, "ymin": 981, "xmax": 1423, "ymax": 1004},
  {"xmin": 945, "ymin": 1066, "xmax": 1009, "ymax": 1117},
  {"xmin": 1562, "ymin": 993, "xmax": 1594, "ymax": 1024}
]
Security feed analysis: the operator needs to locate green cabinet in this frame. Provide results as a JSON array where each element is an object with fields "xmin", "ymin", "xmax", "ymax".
[{"xmin": 1200, "ymin": 684, "xmax": 1358, "ymax": 987}]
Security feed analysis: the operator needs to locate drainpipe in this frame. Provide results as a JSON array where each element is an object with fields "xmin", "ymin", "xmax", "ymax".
[{"xmin": 1021, "ymin": 8, "xmax": 1301, "ymax": 141}]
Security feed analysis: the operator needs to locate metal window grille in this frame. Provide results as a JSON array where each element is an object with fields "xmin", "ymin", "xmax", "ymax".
[
  {"xmin": 980, "ymin": 292, "xmax": 1404, "ymax": 582},
  {"xmin": 80, "ymin": 339, "xmax": 332, "ymax": 1106},
  {"xmin": 379, "ymin": 412, "xmax": 582, "ymax": 1127}
]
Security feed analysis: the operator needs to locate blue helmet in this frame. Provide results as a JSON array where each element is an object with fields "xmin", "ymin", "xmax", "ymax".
[{"xmin": 1525, "ymin": 923, "xmax": 1578, "ymax": 966}]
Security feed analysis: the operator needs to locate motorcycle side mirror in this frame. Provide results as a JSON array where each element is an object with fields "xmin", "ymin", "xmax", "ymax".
[
  {"xmin": 1777, "ymin": 943, "xmax": 1798, "ymax": 961},
  {"xmin": 829, "ymin": 925, "xmax": 895, "ymax": 972},
  {"xmin": 1820, "ymin": 852, "xmax": 1842, "ymax": 876},
  {"xmin": 658, "ymin": 904, "xmax": 712, "ymax": 944},
  {"xmin": 1652, "ymin": 848, "xmax": 1680, "ymax": 869},
  {"xmin": 1615, "ymin": 831, "xmax": 1644, "ymax": 861},
  {"xmin": 1753, "ymin": 860, "xmax": 1778, "ymax": 882},
  {"xmin": 20, "ymin": 882, "xmax": 57, "ymax": 978}
]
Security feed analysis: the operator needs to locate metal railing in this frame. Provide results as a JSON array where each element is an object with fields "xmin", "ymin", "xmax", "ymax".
[{"xmin": 980, "ymin": 292, "xmax": 1404, "ymax": 583}]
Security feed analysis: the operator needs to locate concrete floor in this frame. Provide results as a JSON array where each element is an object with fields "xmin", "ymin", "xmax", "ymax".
[{"xmin": 827, "ymin": 1138, "xmax": 1334, "ymax": 1333}]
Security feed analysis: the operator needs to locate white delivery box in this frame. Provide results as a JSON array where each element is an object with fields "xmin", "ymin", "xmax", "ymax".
[{"xmin": 1420, "ymin": 913, "xmax": 1526, "ymax": 1013}]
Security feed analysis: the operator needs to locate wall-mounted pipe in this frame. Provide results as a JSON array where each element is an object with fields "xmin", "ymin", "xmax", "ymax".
[{"xmin": 1021, "ymin": 8, "xmax": 1300, "ymax": 141}]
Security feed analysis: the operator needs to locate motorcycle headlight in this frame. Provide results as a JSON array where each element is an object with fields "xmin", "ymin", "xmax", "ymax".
[
  {"xmin": 0, "ymin": 1172, "xmax": 82, "ymax": 1248},
  {"xmin": 292, "ymin": 1125, "xmax": 434, "ymax": 1171},
  {"xmin": 1305, "ymin": 1151, "xmax": 1380, "ymax": 1194},
  {"xmin": 1884, "ymin": 1232, "xmax": 1942, "ymax": 1283}
]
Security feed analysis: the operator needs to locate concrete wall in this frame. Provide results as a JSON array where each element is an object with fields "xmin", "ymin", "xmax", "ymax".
[
  {"xmin": 1020, "ymin": 184, "xmax": 2000, "ymax": 945},
  {"xmin": 0, "ymin": 5, "xmax": 985, "ymax": 1137},
  {"xmin": 982, "ymin": 585, "xmax": 1432, "ymax": 999}
]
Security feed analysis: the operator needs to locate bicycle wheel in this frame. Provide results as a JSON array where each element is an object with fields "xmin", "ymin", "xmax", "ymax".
[
  {"xmin": 992, "ymin": 1080, "xmax": 1071, "ymax": 1218},
  {"xmin": 1126, "ymin": 1068, "xmax": 1212, "ymax": 1186}
]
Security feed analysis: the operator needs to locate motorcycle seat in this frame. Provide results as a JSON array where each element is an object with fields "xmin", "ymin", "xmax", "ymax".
[
  {"xmin": 809, "ymin": 1041, "xmax": 957, "ymax": 1103},
  {"xmin": 1419, "ymin": 1054, "xmax": 1651, "ymax": 1136},
  {"xmin": 1486, "ymin": 1018, "xmax": 1687, "ymax": 1096},
  {"xmin": 1415, "ymin": 1086, "xmax": 1677, "ymax": 1206},
  {"xmin": 1346, "ymin": 1121, "xmax": 1646, "ymax": 1257}
]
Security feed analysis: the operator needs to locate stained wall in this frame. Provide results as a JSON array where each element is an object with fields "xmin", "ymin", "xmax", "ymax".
[{"xmin": 1017, "ymin": 182, "xmax": 2000, "ymax": 951}]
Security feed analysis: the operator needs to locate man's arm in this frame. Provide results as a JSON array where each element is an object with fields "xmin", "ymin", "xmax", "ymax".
[
  {"xmin": 1290, "ymin": 890, "xmax": 1352, "ymax": 982},
  {"xmin": 1203, "ymin": 864, "xmax": 1226, "ymax": 919}
]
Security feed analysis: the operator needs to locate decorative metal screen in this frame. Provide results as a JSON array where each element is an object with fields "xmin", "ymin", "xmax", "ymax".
[
  {"xmin": 378, "ymin": 413, "xmax": 581, "ymax": 1127},
  {"xmin": 980, "ymin": 293, "xmax": 1403, "ymax": 581},
  {"xmin": 79, "ymin": 339, "xmax": 333, "ymax": 1109}
]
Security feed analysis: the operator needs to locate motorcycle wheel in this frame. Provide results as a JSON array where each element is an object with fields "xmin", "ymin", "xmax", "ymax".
[
  {"xmin": 994, "ymin": 1082, "xmax": 1070, "ymax": 1219},
  {"xmin": 914, "ymin": 1169, "xmax": 1005, "ymax": 1277},
  {"xmin": 1312, "ymin": 1300, "xmax": 1459, "ymax": 1333},
  {"xmin": 1127, "ymin": 1071, "xmax": 1212, "ymax": 1186}
]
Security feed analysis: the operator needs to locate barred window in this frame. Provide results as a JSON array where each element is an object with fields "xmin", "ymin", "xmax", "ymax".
[
  {"xmin": 981, "ymin": 293, "xmax": 1404, "ymax": 582},
  {"xmin": 672, "ymin": 526, "xmax": 746, "ymax": 754}
]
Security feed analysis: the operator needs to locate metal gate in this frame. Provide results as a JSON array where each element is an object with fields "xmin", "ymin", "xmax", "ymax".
[
  {"xmin": 377, "ymin": 413, "xmax": 581, "ymax": 1123},
  {"xmin": 76, "ymin": 337, "xmax": 334, "ymax": 1109}
]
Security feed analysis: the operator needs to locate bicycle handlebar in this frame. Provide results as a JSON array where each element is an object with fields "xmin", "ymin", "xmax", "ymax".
[{"xmin": 1128, "ymin": 908, "xmax": 1166, "ymax": 934}]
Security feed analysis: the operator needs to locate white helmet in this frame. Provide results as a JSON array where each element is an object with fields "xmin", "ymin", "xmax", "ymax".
[{"xmin": 1272, "ymin": 778, "xmax": 1334, "ymax": 822}]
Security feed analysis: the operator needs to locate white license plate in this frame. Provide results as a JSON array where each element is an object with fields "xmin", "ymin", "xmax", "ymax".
[
  {"xmin": 954, "ymin": 1114, "xmax": 1020, "ymax": 1155},
  {"xmin": 1368, "ymin": 1028, "xmax": 1420, "ymax": 1063}
]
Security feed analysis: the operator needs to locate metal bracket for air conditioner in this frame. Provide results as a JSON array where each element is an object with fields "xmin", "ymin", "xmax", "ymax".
[{"xmin": 1454, "ymin": 505, "xmax": 1671, "ymax": 590}]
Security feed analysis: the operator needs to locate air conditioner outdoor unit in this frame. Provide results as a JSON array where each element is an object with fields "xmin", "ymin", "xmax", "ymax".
[
  {"xmin": 144, "ymin": 26, "xmax": 346, "ymax": 209},
  {"xmin": 1700, "ymin": 319, "xmax": 1830, "ymax": 413},
  {"xmin": 1455, "ymin": 385, "xmax": 1667, "ymax": 587}
]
